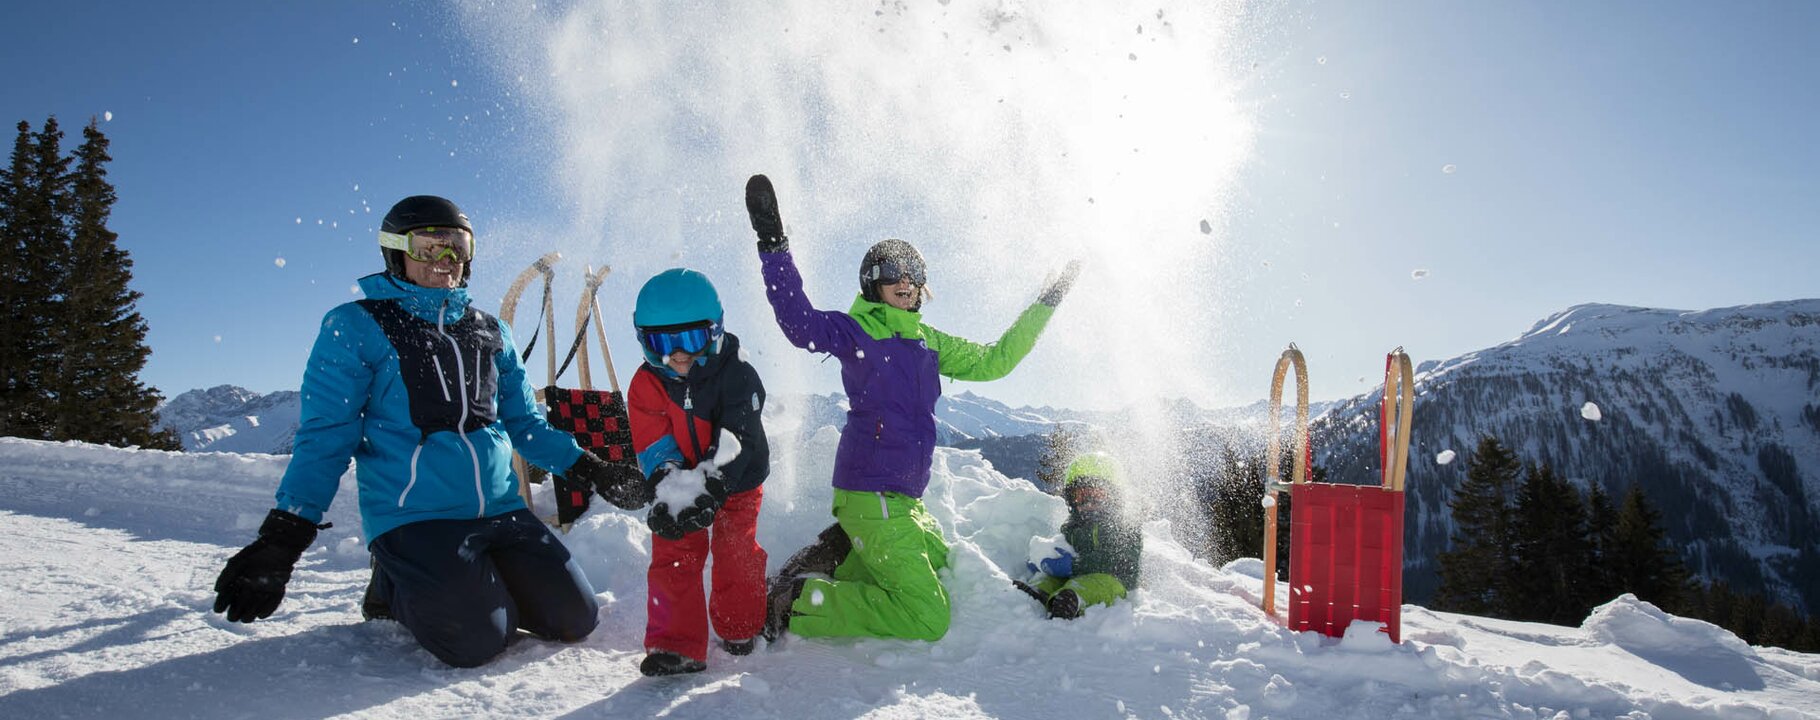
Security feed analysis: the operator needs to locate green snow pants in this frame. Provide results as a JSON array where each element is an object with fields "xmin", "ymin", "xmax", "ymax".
[
  {"xmin": 1034, "ymin": 572, "xmax": 1128, "ymax": 609},
  {"xmin": 788, "ymin": 489, "xmax": 952, "ymax": 641}
]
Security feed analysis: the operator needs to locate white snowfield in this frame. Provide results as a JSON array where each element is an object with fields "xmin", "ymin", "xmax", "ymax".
[{"xmin": 0, "ymin": 435, "xmax": 1815, "ymax": 720}]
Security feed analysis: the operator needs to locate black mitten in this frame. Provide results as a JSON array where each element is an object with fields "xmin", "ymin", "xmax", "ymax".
[
  {"xmin": 647, "ymin": 469, "xmax": 729, "ymax": 540},
  {"xmin": 1046, "ymin": 588, "xmax": 1085, "ymax": 620},
  {"xmin": 567, "ymin": 451, "xmax": 653, "ymax": 510},
  {"xmin": 745, "ymin": 174, "xmax": 789, "ymax": 253},
  {"xmin": 212, "ymin": 509, "xmax": 322, "ymax": 623}
]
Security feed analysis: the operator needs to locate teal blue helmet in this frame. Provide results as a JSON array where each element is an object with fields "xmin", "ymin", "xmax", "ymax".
[{"xmin": 633, "ymin": 268, "xmax": 725, "ymax": 368}]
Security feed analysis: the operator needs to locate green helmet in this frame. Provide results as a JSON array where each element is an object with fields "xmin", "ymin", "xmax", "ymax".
[{"xmin": 1063, "ymin": 452, "xmax": 1123, "ymax": 488}]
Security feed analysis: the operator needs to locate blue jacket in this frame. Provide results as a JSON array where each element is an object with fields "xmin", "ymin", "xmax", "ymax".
[{"xmin": 275, "ymin": 273, "xmax": 585, "ymax": 542}]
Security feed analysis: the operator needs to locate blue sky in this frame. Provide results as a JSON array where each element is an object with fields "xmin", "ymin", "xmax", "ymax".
[{"xmin": 4, "ymin": 1, "xmax": 1816, "ymax": 410}]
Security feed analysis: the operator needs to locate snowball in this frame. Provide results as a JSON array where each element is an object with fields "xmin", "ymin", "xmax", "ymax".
[
  {"xmin": 1581, "ymin": 402, "xmax": 1602, "ymax": 421},
  {"xmin": 1435, "ymin": 449, "xmax": 1456, "ymax": 465}
]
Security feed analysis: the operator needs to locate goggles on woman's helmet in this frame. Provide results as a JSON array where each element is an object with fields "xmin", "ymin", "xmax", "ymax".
[
  {"xmin": 861, "ymin": 258, "xmax": 926, "ymax": 287},
  {"xmin": 377, "ymin": 226, "xmax": 474, "ymax": 263}
]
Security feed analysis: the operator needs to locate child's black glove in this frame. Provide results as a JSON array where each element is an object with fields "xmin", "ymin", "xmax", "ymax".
[
  {"xmin": 745, "ymin": 174, "xmax": 789, "ymax": 253},
  {"xmin": 646, "ymin": 465, "xmax": 730, "ymax": 540}
]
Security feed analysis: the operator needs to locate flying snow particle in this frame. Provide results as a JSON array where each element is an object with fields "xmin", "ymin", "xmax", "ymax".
[
  {"xmin": 1339, "ymin": 91, "xmax": 1351, "ymax": 100},
  {"xmin": 1199, "ymin": 219, "xmax": 1212, "ymax": 235},
  {"xmin": 352, "ymin": 37, "xmax": 360, "ymax": 44},
  {"xmin": 295, "ymin": 217, "xmax": 302, "ymax": 224},
  {"xmin": 274, "ymin": 257, "xmax": 287, "ymax": 268},
  {"xmin": 1436, "ymin": 449, "xmax": 1456, "ymax": 465},
  {"xmin": 353, "ymin": 184, "xmax": 359, "ymax": 191},
  {"xmin": 1317, "ymin": 56, "xmax": 1328, "ymax": 65},
  {"xmin": 1411, "ymin": 269, "xmax": 1429, "ymax": 280},
  {"xmin": 103, "ymin": 111, "xmax": 113, "ymax": 122},
  {"xmin": 1581, "ymin": 402, "xmax": 1602, "ymax": 421},
  {"xmin": 1129, "ymin": 53, "xmax": 1138, "ymax": 61},
  {"xmin": 1442, "ymin": 164, "xmax": 1457, "ymax": 174},
  {"xmin": 349, "ymin": 284, "xmax": 360, "ymax": 294},
  {"xmin": 214, "ymin": 335, "xmax": 223, "ymax": 343},
  {"xmin": 451, "ymin": 80, "xmax": 459, "ymax": 88}
]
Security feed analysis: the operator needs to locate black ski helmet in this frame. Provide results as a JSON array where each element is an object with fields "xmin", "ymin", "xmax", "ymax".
[
  {"xmin": 380, "ymin": 195, "xmax": 473, "ymax": 284},
  {"xmin": 858, "ymin": 239, "xmax": 927, "ymax": 307}
]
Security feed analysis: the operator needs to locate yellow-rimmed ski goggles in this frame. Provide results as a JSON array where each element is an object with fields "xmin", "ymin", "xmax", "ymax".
[{"xmin": 377, "ymin": 226, "xmax": 474, "ymax": 263}]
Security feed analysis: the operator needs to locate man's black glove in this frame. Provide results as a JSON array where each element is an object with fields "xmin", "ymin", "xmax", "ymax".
[
  {"xmin": 646, "ymin": 465, "xmax": 730, "ymax": 540},
  {"xmin": 1037, "ymin": 259, "xmax": 1083, "ymax": 308},
  {"xmin": 745, "ymin": 174, "xmax": 789, "ymax": 253},
  {"xmin": 212, "ymin": 509, "xmax": 323, "ymax": 623},
  {"xmin": 1046, "ymin": 588, "xmax": 1085, "ymax": 620},
  {"xmin": 567, "ymin": 450, "xmax": 653, "ymax": 510}
]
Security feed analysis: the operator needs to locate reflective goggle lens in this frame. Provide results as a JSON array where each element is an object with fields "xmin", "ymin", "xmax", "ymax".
[
  {"xmin": 378, "ymin": 227, "xmax": 474, "ymax": 263},
  {"xmin": 640, "ymin": 322, "xmax": 717, "ymax": 357},
  {"xmin": 864, "ymin": 259, "xmax": 926, "ymax": 286}
]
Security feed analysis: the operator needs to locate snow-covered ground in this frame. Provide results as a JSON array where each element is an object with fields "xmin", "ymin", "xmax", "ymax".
[{"xmin": 0, "ymin": 435, "xmax": 1815, "ymax": 719}]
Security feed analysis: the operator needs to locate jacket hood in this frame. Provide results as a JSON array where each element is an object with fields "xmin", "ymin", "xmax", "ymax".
[
  {"xmin": 358, "ymin": 273, "xmax": 473, "ymax": 325},
  {"xmin": 846, "ymin": 294, "xmax": 928, "ymax": 342}
]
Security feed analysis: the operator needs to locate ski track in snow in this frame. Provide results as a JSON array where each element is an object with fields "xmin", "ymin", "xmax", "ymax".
[{"xmin": 0, "ymin": 436, "xmax": 1816, "ymax": 719}]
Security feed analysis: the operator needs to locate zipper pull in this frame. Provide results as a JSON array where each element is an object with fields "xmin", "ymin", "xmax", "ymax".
[{"xmin": 683, "ymin": 386, "xmax": 694, "ymax": 411}]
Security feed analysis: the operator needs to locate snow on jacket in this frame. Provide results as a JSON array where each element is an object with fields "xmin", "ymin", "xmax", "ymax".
[
  {"xmin": 626, "ymin": 331, "xmax": 770, "ymax": 494},
  {"xmin": 759, "ymin": 250, "xmax": 1054, "ymax": 498},
  {"xmin": 274, "ymin": 273, "xmax": 585, "ymax": 542}
]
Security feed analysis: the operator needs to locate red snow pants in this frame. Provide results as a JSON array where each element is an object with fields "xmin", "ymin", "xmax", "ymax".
[{"xmin": 645, "ymin": 485, "xmax": 767, "ymax": 661}]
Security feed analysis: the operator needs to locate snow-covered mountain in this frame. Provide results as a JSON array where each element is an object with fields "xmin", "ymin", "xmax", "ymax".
[
  {"xmin": 2, "ymin": 435, "xmax": 1816, "ymax": 719},
  {"xmin": 1310, "ymin": 299, "xmax": 1820, "ymax": 613},
  {"xmin": 157, "ymin": 385, "xmax": 302, "ymax": 454}
]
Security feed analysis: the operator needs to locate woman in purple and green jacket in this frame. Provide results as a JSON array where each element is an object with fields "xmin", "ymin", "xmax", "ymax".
[{"xmin": 743, "ymin": 174, "xmax": 1080, "ymax": 642}]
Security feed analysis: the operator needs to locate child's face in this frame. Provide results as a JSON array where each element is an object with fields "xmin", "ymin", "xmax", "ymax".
[
  {"xmin": 1068, "ymin": 483, "xmax": 1110, "ymax": 515},
  {"xmin": 665, "ymin": 349, "xmax": 700, "ymax": 376},
  {"xmin": 879, "ymin": 278, "xmax": 921, "ymax": 310}
]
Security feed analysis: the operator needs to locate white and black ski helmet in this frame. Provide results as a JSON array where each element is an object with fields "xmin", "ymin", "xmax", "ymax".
[
  {"xmin": 380, "ymin": 195, "xmax": 473, "ymax": 284},
  {"xmin": 858, "ymin": 239, "xmax": 927, "ymax": 306}
]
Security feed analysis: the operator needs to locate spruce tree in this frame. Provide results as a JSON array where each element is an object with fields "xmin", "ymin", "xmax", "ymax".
[
  {"xmin": 52, "ymin": 119, "xmax": 178, "ymax": 449},
  {"xmin": 1610, "ymin": 484, "xmax": 1689, "ymax": 609},
  {"xmin": 1435, "ymin": 435, "xmax": 1522, "ymax": 615},
  {"xmin": 0, "ymin": 118, "xmax": 71, "ymax": 439},
  {"xmin": 0, "ymin": 122, "xmax": 30, "ymax": 436},
  {"xmin": 1584, "ymin": 484, "xmax": 1621, "ymax": 607},
  {"xmin": 1508, "ymin": 463, "xmax": 1595, "ymax": 624}
]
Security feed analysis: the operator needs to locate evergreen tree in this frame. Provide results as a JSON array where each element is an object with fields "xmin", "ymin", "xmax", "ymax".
[
  {"xmin": 1610, "ymin": 484, "xmax": 1689, "ymax": 609},
  {"xmin": 0, "ymin": 118, "xmax": 71, "ymax": 439},
  {"xmin": 1435, "ymin": 435, "xmax": 1522, "ymax": 615},
  {"xmin": 1507, "ymin": 463, "xmax": 1595, "ymax": 624},
  {"xmin": 0, "ymin": 122, "xmax": 29, "ymax": 436},
  {"xmin": 51, "ymin": 119, "xmax": 177, "ymax": 449},
  {"xmin": 1584, "ymin": 483, "xmax": 1621, "ymax": 606}
]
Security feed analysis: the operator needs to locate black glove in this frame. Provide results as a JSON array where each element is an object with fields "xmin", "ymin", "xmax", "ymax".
[
  {"xmin": 745, "ymin": 174, "xmax": 789, "ymax": 253},
  {"xmin": 212, "ymin": 509, "xmax": 323, "ymax": 623},
  {"xmin": 646, "ymin": 465, "xmax": 729, "ymax": 540},
  {"xmin": 1037, "ymin": 259, "xmax": 1083, "ymax": 307},
  {"xmin": 1046, "ymin": 588, "xmax": 1085, "ymax": 620},
  {"xmin": 567, "ymin": 451, "xmax": 654, "ymax": 510}
]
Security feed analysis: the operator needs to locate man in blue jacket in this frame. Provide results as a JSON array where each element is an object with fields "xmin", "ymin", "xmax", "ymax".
[{"xmin": 210, "ymin": 195, "xmax": 649, "ymax": 668}]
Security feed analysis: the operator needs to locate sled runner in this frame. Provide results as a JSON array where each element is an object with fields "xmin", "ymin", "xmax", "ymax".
[
  {"xmin": 500, "ymin": 252, "xmax": 562, "ymax": 521},
  {"xmin": 1264, "ymin": 346, "xmax": 1415, "ymax": 643}
]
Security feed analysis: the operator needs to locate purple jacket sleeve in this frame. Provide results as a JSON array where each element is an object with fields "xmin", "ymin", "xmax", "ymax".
[{"xmin": 760, "ymin": 251, "xmax": 859, "ymax": 359}]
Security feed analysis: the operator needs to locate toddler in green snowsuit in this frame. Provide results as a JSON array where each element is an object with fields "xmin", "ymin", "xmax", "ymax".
[{"xmin": 1018, "ymin": 452, "xmax": 1143, "ymax": 619}]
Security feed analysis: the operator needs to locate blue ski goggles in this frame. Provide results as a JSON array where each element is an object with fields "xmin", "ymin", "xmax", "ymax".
[
  {"xmin": 861, "ymin": 258, "xmax": 926, "ymax": 286},
  {"xmin": 638, "ymin": 321, "xmax": 720, "ymax": 358},
  {"xmin": 377, "ymin": 226, "xmax": 474, "ymax": 263}
]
